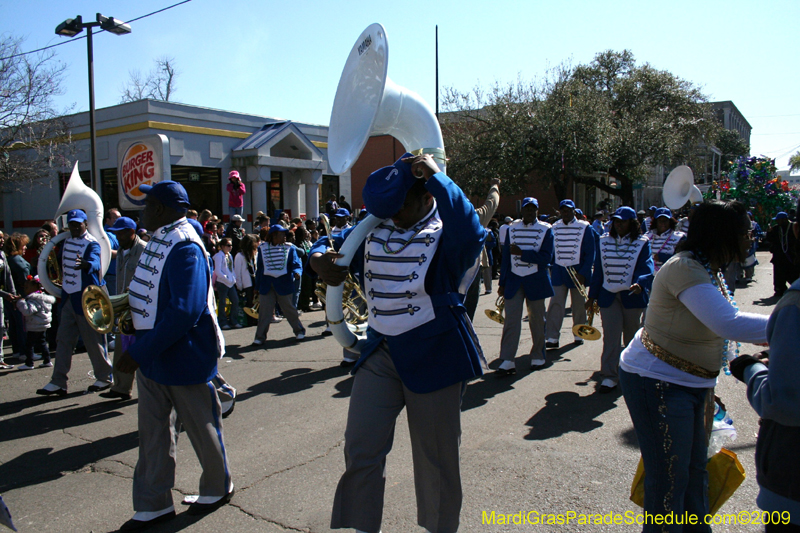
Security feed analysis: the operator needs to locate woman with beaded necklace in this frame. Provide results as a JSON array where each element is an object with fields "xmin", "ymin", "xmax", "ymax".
[{"xmin": 619, "ymin": 200, "xmax": 769, "ymax": 532}]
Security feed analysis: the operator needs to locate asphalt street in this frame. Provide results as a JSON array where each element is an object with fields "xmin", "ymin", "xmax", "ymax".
[{"xmin": 0, "ymin": 252, "xmax": 783, "ymax": 532}]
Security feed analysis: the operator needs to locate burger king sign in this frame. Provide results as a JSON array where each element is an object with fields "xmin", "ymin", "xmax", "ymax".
[{"xmin": 117, "ymin": 134, "xmax": 170, "ymax": 209}]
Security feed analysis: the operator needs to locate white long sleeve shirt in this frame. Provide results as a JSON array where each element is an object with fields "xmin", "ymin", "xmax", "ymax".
[
  {"xmin": 234, "ymin": 252, "xmax": 253, "ymax": 291},
  {"xmin": 212, "ymin": 250, "xmax": 236, "ymax": 288}
]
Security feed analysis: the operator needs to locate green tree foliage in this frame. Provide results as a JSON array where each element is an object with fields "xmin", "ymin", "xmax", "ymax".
[
  {"xmin": 715, "ymin": 128, "xmax": 750, "ymax": 169},
  {"xmin": 789, "ymin": 151, "xmax": 800, "ymax": 173},
  {"xmin": 442, "ymin": 50, "xmax": 721, "ymax": 205},
  {"xmin": 0, "ymin": 36, "xmax": 74, "ymax": 188}
]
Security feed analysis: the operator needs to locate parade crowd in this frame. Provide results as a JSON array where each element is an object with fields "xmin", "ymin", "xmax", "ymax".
[{"xmin": 2, "ymin": 160, "xmax": 799, "ymax": 533}]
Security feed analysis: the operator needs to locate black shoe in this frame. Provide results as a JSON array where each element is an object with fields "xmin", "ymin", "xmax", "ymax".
[
  {"xmin": 598, "ymin": 385, "xmax": 617, "ymax": 394},
  {"xmin": 87, "ymin": 381, "xmax": 112, "ymax": 393},
  {"xmin": 99, "ymin": 390, "xmax": 132, "ymax": 401},
  {"xmin": 573, "ymin": 338, "xmax": 584, "ymax": 346},
  {"xmin": 36, "ymin": 386, "xmax": 67, "ymax": 397},
  {"xmin": 187, "ymin": 489, "xmax": 234, "ymax": 516},
  {"xmin": 119, "ymin": 511, "xmax": 176, "ymax": 531},
  {"xmin": 340, "ymin": 359, "xmax": 357, "ymax": 368},
  {"xmin": 545, "ymin": 341, "xmax": 559, "ymax": 350}
]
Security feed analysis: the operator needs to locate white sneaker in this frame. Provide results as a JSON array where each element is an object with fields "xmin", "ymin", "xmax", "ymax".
[
  {"xmin": 498, "ymin": 360, "xmax": 515, "ymax": 371},
  {"xmin": 233, "ymin": 324, "xmax": 243, "ymax": 329},
  {"xmin": 270, "ymin": 316, "xmax": 283, "ymax": 323},
  {"xmin": 296, "ymin": 332, "xmax": 305, "ymax": 340},
  {"xmin": 251, "ymin": 339, "xmax": 264, "ymax": 346},
  {"xmin": 221, "ymin": 324, "xmax": 231, "ymax": 330},
  {"xmin": 32, "ymin": 354, "xmax": 42, "ymax": 361},
  {"xmin": 530, "ymin": 358, "xmax": 546, "ymax": 368},
  {"xmin": 17, "ymin": 364, "xmax": 34, "ymax": 370}
]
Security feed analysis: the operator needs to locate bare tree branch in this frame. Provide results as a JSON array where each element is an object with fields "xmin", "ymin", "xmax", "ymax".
[{"xmin": 119, "ymin": 56, "xmax": 178, "ymax": 103}]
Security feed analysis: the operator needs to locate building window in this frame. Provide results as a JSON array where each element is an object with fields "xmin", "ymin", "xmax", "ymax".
[
  {"xmin": 268, "ymin": 171, "xmax": 283, "ymax": 217},
  {"xmin": 171, "ymin": 166, "xmax": 221, "ymax": 215},
  {"xmin": 321, "ymin": 175, "xmax": 339, "ymax": 211}
]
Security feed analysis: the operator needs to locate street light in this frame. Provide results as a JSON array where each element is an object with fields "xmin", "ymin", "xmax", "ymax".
[{"xmin": 55, "ymin": 13, "xmax": 131, "ymax": 191}]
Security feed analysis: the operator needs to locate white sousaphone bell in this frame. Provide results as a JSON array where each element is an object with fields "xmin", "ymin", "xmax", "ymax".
[
  {"xmin": 325, "ymin": 23, "xmax": 446, "ymax": 354},
  {"xmin": 662, "ymin": 165, "xmax": 703, "ymax": 211}
]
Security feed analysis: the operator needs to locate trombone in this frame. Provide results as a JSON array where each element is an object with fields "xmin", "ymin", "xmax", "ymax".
[{"xmin": 567, "ymin": 267, "xmax": 601, "ymax": 341}]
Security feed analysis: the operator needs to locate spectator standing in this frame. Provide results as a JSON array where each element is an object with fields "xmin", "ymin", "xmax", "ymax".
[
  {"xmin": 226, "ymin": 170, "xmax": 246, "ymax": 218},
  {"xmin": 15, "ymin": 276, "xmax": 55, "ymax": 370},
  {"xmin": 234, "ymin": 234, "xmax": 258, "ymax": 326},
  {"xmin": 213, "ymin": 238, "xmax": 241, "ymax": 330},
  {"xmin": 0, "ymin": 235, "xmax": 18, "ymax": 370},
  {"xmin": 325, "ymin": 195, "xmax": 338, "ymax": 218},
  {"xmin": 225, "ymin": 214, "xmax": 246, "ymax": 257},
  {"xmin": 203, "ymin": 221, "xmax": 220, "ymax": 256},
  {"xmin": 338, "ymin": 195, "xmax": 352, "ymax": 214},
  {"xmin": 24, "ymin": 230, "xmax": 49, "ymax": 277},
  {"xmin": 6, "ymin": 233, "xmax": 30, "ymax": 358}
]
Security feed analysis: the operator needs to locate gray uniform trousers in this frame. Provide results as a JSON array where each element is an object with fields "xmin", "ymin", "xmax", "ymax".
[
  {"xmin": 499, "ymin": 290, "xmax": 546, "ymax": 362},
  {"xmin": 133, "ymin": 370, "xmax": 231, "ymax": 512},
  {"xmin": 545, "ymin": 284, "xmax": 587, "ymax": 341},
  {"xmin": 598, "ymin": 293, "xmax": 643, "ymax": 381},
  {"xmin": 254, "ymin": 288, "xmax": 304, "ymax": 341},
  {"xmin": 331, "ymin": 344, "xmax": 464, "ymax": 533},
  {"xmin": 51, "ymin": 302, "xmax": 112, "ymax": 389}
]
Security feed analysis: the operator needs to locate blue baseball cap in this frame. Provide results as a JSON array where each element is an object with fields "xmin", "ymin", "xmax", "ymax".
[
  {"xmin": 654, "ymin": 208, "xmax": 672, "ymax": 220},
  {"xmin": 649, "ymin": 205, "xmax": 658, "ymax": 212},
  {"xmin": 559, "ymin": 199, "xmax": 575, "ymax": 209},
  {"xmin": 67, "ymin": 209, "xmax": 87, "ymax": 223},
  {"xmin": 611, "ymin": 206, "xmax": 637, "ymax": 221},
  {"xmin": 138, "ymin": 180, "xmax": 191, "ymax": 212},
  {"xmin": 538, "ymin": 214, "xmax": 550, "ymax": 221},
  {"xmin": 334, "ymin": 208, "xmax": 350, "ymax": 218},
  {"xmin": 268, "ymin": 224, "xmax": 289, "ymax": 235},
  {"xmin": 575, "ymin": 208, "xmax": 583, "ymax": 217},
  {"xmin": 362, "ymin": 153, "xmax": 418, "ymax": 219},
  {"xmin": 774, "ymin": 212, "xmax": 789, "ymax": 221},
  {"xmin": 521, "ymin": 197, "xmax": 539, "ymax": 209},
  {"xmin": 108, "ymin": 216, "xmax": 137, "ymax": 231}
]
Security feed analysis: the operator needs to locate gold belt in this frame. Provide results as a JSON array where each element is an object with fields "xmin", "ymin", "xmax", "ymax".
[{"xmin": 640, "ymin": 329, "xmax": 719, "ymax": 379}]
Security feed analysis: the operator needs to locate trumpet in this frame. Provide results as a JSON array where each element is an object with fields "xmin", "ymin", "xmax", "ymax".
[
  {"xmin": 244, "ymin": 299, "xmax": 259, "ymax": 319},
  {"xmin": 485, "ymin": 296, "xmax": 505, "ymax": 324},
  {"xmin": 567, "ymin": 267, "xmax": 601, "ymax": 341}
]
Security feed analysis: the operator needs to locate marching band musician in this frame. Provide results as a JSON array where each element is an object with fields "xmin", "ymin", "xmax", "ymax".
[
  {"xmin": 114, "ymin": 181, "xmax": 232, "ymax": 530},
  {"xmin": 496, "ymin": 197, "xmax": 554, "ymax": 375},
  {"xmin": 251, "ymin": 225, "xmax": 305, "ymax": 345},
  {"xmin": 585, "ymin": 206, "xmax": 654, "ymax": 393},
  {"xmin": 544, "ymin": 199, "xmax": 596, "ymax": 350},
  {"xmin": 99, "ymin": 216, "xmax": 146, "ymax": 401},
  {"xmin": 36, "ymin": 209, "xmax": 113, "ymax": 397},
  {"xmin": 310, "ymin": 153, "xmax": 485, "ymax": 533},
  {"xmin": 331, "ymin": 208, "xmax": 352, "ymax": 237},
  {"xmin": 645, "ymin": 207, "xmax": 686, "ymax": 273}
]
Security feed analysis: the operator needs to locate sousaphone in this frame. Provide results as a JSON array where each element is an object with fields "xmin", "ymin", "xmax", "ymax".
[
  {"xmin": 663, "ymin": 165, "xmax": 703, "ymax": 211},
  {"xmin": 325, "ymin": 23, "xmax": 447, "ymax": 353}
]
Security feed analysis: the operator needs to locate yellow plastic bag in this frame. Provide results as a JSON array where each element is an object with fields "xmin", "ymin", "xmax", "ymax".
[{"xmin": 630, "ymin": 448, "xmax": 746, "ymax": 515}]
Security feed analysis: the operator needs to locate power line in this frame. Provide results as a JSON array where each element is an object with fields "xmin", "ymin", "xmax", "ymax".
[
  {"xmin": 748, "ymin": 113, "xmax": 800, "ymax": 119},
  {"xmin": 751, "ymin": 132, "xmax": 800, "ymax": 136},
  {"xmin": 0, "ymin": 0, "xmax": 192, "ymax": 62}
]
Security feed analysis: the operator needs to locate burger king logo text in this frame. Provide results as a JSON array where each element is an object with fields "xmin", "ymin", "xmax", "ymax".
[{"xmin": 121, "ymin": 142, "xmax": 156, "ymax": 205}]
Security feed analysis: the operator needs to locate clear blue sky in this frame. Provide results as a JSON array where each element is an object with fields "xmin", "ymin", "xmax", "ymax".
[{"xmin": 2, "ymin": 0, "xmax": 798, "ymax": 169}]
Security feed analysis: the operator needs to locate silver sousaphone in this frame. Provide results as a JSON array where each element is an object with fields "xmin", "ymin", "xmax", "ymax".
[{"xmin": 325, "ymin": 23, "xmax": 446, "ymax": 354}]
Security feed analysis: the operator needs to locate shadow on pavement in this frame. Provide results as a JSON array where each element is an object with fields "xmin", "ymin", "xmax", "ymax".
[
  {"xmin": 524, "ymin": 388, "xmax": 622, "ymax": 441},
  {"xmin": 0, "ymin": 395, "xmax": 134, "ymax": 443},
  {"xmin": 0, "ymin": 431, "xmax": 138, "ymax": 493},
  {"xmin": 110, "ymin": 510, "xmax": 205, "ymax": 533},
  {"xmin": 752, "ymin": 294, "xmax": 781, "ymax": 306},
  {"xmin": 237, "ymin": 365, "xmax": 352, "ymax": 401}
]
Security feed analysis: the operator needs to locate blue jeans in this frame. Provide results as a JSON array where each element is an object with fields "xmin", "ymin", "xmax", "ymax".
[
  {"xmin": 229, "ymin": 206, "xmax": 243, "ymax": 218},
  {"xmin": 215, "ymin": 283, "xmax": 240, "ymax": 327},
  {"xmin": 619, "ymin": 369, "xmax": 712, "ymax": 532}
]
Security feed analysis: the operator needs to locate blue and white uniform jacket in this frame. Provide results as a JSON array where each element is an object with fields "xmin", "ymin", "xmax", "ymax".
[
  {"xmin": 499, "ymin": 219, "xmax": 554, "ymax": 301},
  {"xmin": 127, "ymin": 218, "xmax": 225, "ymax": 386},
  {"xmin": 549, "ymin": 218, "xmax": 595, "ymax": 289},
  {"xmin": 645, "ymin": 229, "xmax": 686, "ymax": 272},
  {"xmin": 255, "ymin": 242, "xmax": 302, "ymax": 296},
  {"xmin": 59, "ymin": 231, "xmax": 104, "ymax": 313},
  {"xmin": 588, "ymin": 233, "xmax": 654, "ymax": 309},
  {"xmin": 310, "ymin": 172, "xmax": 486, "ymax": 394}
]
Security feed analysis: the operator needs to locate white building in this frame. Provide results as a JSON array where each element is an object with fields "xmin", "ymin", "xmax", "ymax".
[{"xmin": 2, "ymin": 99, "xmax": 349, "ymax": 233}]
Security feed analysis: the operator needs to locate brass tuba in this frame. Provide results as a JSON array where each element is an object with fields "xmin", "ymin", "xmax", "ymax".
[
  {"xmin": 82, "ymin": 285, "xmax": 134, "ymax": 335},
  {"xmin": 37, "ymin": 162, "xmax": 112, "ymax": 297},
  {"xmin": 567, "ymin": 266, "xmax": 601, "ymax": 341}
]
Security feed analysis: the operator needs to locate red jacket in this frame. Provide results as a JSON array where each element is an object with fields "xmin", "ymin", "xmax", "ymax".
[{"xmin": 227, "ymin": 181, "xmax": 246, "ymax": 208}]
